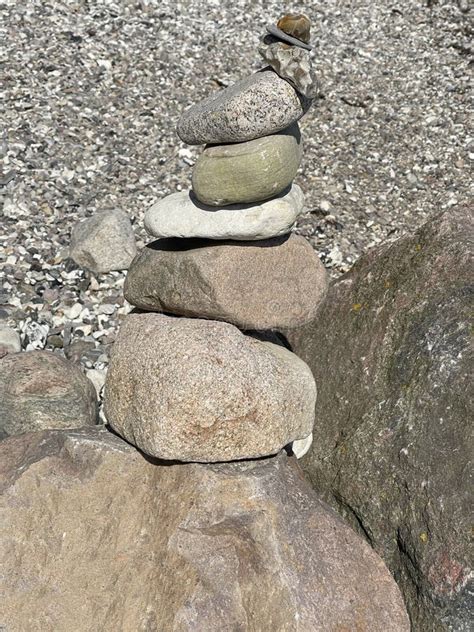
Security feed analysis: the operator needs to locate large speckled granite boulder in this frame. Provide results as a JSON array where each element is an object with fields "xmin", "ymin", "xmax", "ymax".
[
  {"xmin": 1, "ymin": 426, "xmax": 410, "ymax": 632},
  {"xmin": 103, "ymin": 312, "xmax": 316, "ymax": 462}
]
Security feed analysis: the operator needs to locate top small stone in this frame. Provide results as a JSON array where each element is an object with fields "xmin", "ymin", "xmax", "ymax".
[
  {"xmin": 266, "ymin": 13, "xmax": 312, "ymax": 51},
  {"xmin": 277, "ymin": 14, "xmax": 311, "ymax": 44}
]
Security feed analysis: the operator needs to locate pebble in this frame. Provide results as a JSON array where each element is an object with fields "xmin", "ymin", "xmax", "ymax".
[
  {"xmin": 98, "ymin": 303, "xmax": 115, "ymax": 315},
  {"xmin": 277, "ymin": 13, "xmax": 311, "ymax": 44},
  {"xmin": 192, "ymin": 123, "xmax": 302, "ymax": 206},
  {"xmin": 177, "ymin": 69, "xmax": 310, "ymax": 146},
  {"xmin": 144, "ymin": 184, "xmax": 305, "ymax": 241},
  {"xmin": 64, "ymin": 303, "xmax": 83, "ymax": 320},
  {"xmin": 69, "ymin": 209, "xmax": 137, "ymax": 274}
]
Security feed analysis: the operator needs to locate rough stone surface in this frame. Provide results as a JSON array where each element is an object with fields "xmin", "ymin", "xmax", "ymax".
[
  {"xmin": 192, "ymin": 123, "xmax": 302, "ymax": 206},
  {"xmin": 259, "ymin": 41, "xmax": 318, "ymax": 98},
  {"xmin": 70, "ymin": 208, "xmax": 137, "ymax": 273},
  {"xmin": 287, "ymin": 206, "xmax": 473, "ymax": 631},
  {"xmin": 124, "ymin": 234, "xmax": 328, "ymax": 330},
  {"xmin": 0, "ymin": 326, "xmax": 21, "ymax": 358},
  {"xmin": 1, "ymin": 426, "xmax": 410, "ymax": 632},
  {"xmin": 104, "ymin": 312, "xmax": 316, "ymax": 462},
  {"xmin": 177, "ymin": 69, "xmax": 310, "ymax": 146},
  {"xmin": 0, "ymin": 350, "xmax": 98, "ymax": 438},
  {"xmin": 144, "ymin": 184, "xmax": 305, "ymax": 241}
]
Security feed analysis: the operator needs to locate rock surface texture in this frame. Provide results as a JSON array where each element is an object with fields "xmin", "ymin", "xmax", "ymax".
[
  {"xmin": 287, "ymin": 206, "xmax": 473, "ymax": 631},
  {"xmin": 1, "ymin": 426, "xmax": 410, "ymax": 632},
  {"xmin": 70, "ymin": 208, "xmax": 137, "ymax": 273},
  {"xmin": 104, "ymin": 312, "xmax": 316, "ymax": 462},
  {"xmin": 192, "ymin": 123, "xmax": 302, "ymax": 206},
  {"xmin": 177, "ymin": 69, "xmax": 310, "ymax": 145},
  {"xmin": 0, "ymin": 350, "xmax": 98, "ymax": 438},
  {"xmin": 259, "ymin": 42, "xmax": 317, "ymax": 98},
  {"xmin": 144, "ymin": 184, "xmax": 305, "ymax": 241},
  {"xmin": 124, "ymin": 234, "xmax": 328, "ymax": 330},
  {"xmin": 0, "ymin": 325, "xmax": 21, "ymax": 358}
]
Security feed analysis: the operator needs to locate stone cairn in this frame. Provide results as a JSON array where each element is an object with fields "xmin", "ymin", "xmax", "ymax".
[
  {"xmin": 104, "ymin": 13, "xmax": 327, "ymax": 463},
  {"xmin": 99, "ymin": 18, "xmax": 407, "ymax": 626}
]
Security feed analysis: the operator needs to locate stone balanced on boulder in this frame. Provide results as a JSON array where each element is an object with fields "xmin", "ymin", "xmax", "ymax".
[
  {"xmin": 95, "ymin": 13, "xmax": 409, "ymax": 628},
  {"xmin": 106, "ymin": 15, "xmax": 328, "ymax": 462}
]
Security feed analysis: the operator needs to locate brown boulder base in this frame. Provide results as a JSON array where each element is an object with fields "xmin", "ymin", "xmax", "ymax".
[
  {"xmin": 124, "ymin": 234, "xmax": 328, "ymax": 330},
  {"xmin": 0, "ymin": 350, "xmax": 98, "ymax": 438},
  {"xmin": 0, "ymin": 427, "xmax": 410, "ymax": 632},
  {"xmin": 104, "ymin": 312, "xmax": 316, "ymax": 462},
  {"xmin": 286, "ymin": 206, "xmax": 473, "ymax": 631}
]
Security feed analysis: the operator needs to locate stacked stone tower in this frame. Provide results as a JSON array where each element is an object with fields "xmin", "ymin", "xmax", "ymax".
[
  {"xmin": 0, "ymin": 14, "xmax": 412, "ymax": 631},
  {"xmin": 98, "ymin": 16, "xmax": 411, "ymax": 628},
  {"xmin": 104, "ymin": 14, "xmax": 328, "ymax": 463}
]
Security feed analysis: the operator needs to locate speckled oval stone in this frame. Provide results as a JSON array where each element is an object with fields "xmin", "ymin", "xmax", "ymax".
[
  {"xmin": 104, "ymin": 312, "xmax": 316, "ymax": 462},
  {"xmin": 192, "ymin": 123, "xmax": 302, "ymax": 206},
  {"xmin": 177, "ymin": 69, "xmax": 310, "ymax": 145}
]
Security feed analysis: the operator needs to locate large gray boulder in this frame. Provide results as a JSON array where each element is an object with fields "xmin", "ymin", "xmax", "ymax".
[
  {"xmin": 70, "ymin": 208, "xmax": 137, "ymax": 273},
  {"xmin": 287, "ymin": 206, "xmax": 473, "ymax": 631},
  {"xmin": 0, "ymin": 350, "xmax": 98, "ymax": 438},
  {"xmin": 104, "ymin": 312, "xmax": 316, "ymax": 462},
  {"xmin": 1, "ymin": 426, "xmax": 410, "ymax": 632}
]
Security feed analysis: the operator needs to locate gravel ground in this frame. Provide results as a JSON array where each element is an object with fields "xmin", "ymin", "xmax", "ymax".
[{"xmin": 1, "ymin": 0, "xmax": 472, "ymax": 398}]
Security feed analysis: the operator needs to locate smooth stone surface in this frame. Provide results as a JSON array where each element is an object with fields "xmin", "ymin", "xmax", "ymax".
[
  {"xmin": 70, "ymin": 208, "xmax": 137, "ymax": 273},
  {"xmin": 1, "ymin": 426, "xmax": 411, "ymax": 632},
  {"xmin": 0, "ymin": 325, "xmax": 21, "ymax": 358},
  {"xmin": 266, "ymin": 23, "xmax": 312, "ymax": 50},
  {"xmin": 0, "ymin": 350, "xmax": 98, "ymax": 438},
  {"xmin": 292, "ymin": 432, "xmax": 313, "ymax": 459},
  {"xmin": 277, "ymin": 13, "xmax": 311, "ymax": 43},
  {"xmin": 144, "ymin": 184, "xmax": 304, "ymax": 241},
  {"xmin": 259, "ymin": 41, "xmax": 318, "ymax": 98},
  {"xmin": 192, "ymin": 123, "xmax": 302, "ymax": 206},
  {"xmin": 177, "ymin": 69, "xmax": 310, "ymax": 145},
  {"xmin": 124, "ymin": 234, "xmax": 328, "ymax": 330},
  {"xmin": 287, "ymin": 206, "xmax": 473, "ymax": 631},
  {"xmin": 104, "ymin": 312, "xmax": 316, "ymax": 462}
]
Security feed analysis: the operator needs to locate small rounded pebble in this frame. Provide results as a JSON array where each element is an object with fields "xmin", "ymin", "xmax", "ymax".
[{"xmin": 277, "ymin": 13, "xmax": 311, "ymax": 44}]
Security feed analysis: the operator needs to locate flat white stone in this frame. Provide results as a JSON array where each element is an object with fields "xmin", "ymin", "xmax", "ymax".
[{"xmin": 144, "ymin": 184, "xmax": 305, "ymax": 241}]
